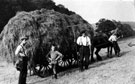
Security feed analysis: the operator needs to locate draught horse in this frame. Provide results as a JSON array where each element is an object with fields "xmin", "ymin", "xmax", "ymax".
[
  {"xmin": 91, "ymin": 29, "xmax": 123, "ymax": 62},
  {"xmin": 91, "ymin": 33, "xmax": 113, "ymax": 62}
]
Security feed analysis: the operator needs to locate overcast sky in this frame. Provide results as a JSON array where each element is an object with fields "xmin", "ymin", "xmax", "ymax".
[{"xmin": 53, "ymin": 0, "xmax": 135, "ymax": 23}]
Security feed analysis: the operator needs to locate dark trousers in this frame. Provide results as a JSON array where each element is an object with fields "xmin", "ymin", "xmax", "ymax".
[
  {"xmin": 112, "ymin": 41, "xmax": 120, "ymax": 55},
  {"xmin": 18, "ymin": 57, "xmax": 28, "ymax": 84},
  {"xmin": 79, "ymin": 46, "xmax": 90, "ymax": 70}
]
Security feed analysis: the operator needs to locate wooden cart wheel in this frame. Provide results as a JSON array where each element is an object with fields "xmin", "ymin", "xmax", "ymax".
[
  {"xmin": 58, "ymin": 55, "xmax": 70, "ymax": 67},
  {"xmin": 71, "ymin": 58, "xmax": 78, "ymax": 65},
  {"xmin": 58, "ymin": 58, "xmax": 70, "ymax": 67},
  {"xmin": 33, "ymin": 61, "xmax": 52, "ymax": 77}
]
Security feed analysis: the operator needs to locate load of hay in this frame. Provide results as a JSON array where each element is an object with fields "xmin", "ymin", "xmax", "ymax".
[{"xmin": 0, "ymin": 9, "xmax": 94, "ymax": 65}]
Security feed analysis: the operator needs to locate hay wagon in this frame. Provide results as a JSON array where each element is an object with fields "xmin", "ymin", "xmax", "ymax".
[{"xmin": 0, "ymin": 9, "xmax": 94, "ymax": 77}]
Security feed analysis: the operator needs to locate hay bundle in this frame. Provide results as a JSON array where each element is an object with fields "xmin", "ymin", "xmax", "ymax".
[{"xmin": 0, "ymin": 9, "xmax": 94, "ymax": 64}]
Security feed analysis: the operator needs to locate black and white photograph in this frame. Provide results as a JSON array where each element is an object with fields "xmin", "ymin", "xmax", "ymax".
[{"xmin": 0, "ymin": 0, "xmax": 135, "ymax": 84}]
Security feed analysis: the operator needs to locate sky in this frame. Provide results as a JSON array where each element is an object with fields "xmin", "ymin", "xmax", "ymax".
[{"xmin": 53, "ymin": 0, "xmax": 135, "ymax": 23}]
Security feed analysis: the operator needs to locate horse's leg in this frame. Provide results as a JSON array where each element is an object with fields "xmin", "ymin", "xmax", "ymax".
[
  {"xmin": 91, "ymin": 45, "xmax": 95, "ymax": 62},
  {"xmin": 107, "ymin": 47, "xmax": 110, "ymax": 57},
  {"xmin": 107, "ymin": 46, "xmax": 112, "ymax": 58},
  {"xmin": 95, "ymin": 48, "xmax": 102, "ymax": 61},
  {"xmin": 110, "ymin": 46, "xmax": 113, "ymax": 57}
]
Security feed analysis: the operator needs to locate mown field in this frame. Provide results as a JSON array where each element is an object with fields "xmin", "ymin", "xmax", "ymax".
[{"xmin": 1, "ymin": 36, "xmax": 135, "ymax": 84}]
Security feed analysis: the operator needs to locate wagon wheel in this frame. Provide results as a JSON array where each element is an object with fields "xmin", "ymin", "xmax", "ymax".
[
  {"xmin": 69, "ymin": 51, "xmax": 79, "ymax": 66},
  {"xmin": 33, "ymin": 61, "xmax": 52, "ymax": 77},
  {"xmin": 71, "ymin": 54, "xmax": 80, "ymax": 66},
  {"xmin": 71, "ymin": 58, "xmax": 78, "ymax": 65},
  {"xmin": 58, "ymin": 55, "xmax": 70, "ymax": 68}
]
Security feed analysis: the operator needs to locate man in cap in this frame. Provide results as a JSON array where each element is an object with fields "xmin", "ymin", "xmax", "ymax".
[
  {"xmin": 15, "ymin": 35, "xmax": 29, "ymax": 84},
  {"xmin": 77, "ymin": 30, "xmax": 91, "ymax": 71}
]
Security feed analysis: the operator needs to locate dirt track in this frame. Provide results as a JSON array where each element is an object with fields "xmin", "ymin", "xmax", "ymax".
[{"xmin": 1, "ymin": 36, "xmax": 135, "ymax": 84}]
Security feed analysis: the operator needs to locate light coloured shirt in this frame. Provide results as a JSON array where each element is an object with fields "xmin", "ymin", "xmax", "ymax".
[
  {"xmin": 108, "ymin": 34, "xmax": 117, "ymax": 42},
  {"xmin": 77, "ymin": 36, "xmax": 91, "ymax": 46},
  {"xmin": 15, "ymin": 45, "xmax": 26, "ymax": 57}
]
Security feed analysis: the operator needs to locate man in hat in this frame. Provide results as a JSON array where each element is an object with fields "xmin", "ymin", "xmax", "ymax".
[
  {"xmin": 77, "ymin": 30, "xmax": 91, "ymax": 71},
  {"xmin": 15, "ymin": 35, "xmax": 29, "ymax": 84}
]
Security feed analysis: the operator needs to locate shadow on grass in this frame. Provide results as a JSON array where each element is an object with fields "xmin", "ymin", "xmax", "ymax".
[
  {"xmin": 89, "ymin": 51, "xmax": 130, "ymax": 68},
  {"xmin": 120, "ymin": 51, "xmax": 131, "ymax": 57},
  {"xmin": 101, "ymin": 50, "xmax": 131, "ymax": 60},
  {"xmin": 28, "ymin": 77, "xmax": 50, "ymax": 84}
]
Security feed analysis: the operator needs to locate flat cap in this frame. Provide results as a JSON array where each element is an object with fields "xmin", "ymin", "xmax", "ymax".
[{"xmin": 20, "ymin": 36, "xmax": 28, "ymax": 41}]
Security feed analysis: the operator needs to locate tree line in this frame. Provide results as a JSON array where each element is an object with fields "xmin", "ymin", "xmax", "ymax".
[
  {"xmin": 0, "ymin": 0, "xmax": 75, "ymax": 33},
  {"xmin": 96, "ymin": 18, "xmax": 135, "ymax": 37}
]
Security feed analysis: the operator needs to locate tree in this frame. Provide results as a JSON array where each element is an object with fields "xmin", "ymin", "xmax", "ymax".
[
  {"xmin": 96, "ymin": 18, "xmax": 116, "ymax": 33},
  {"xmin": 0, "ymin": 0, "xmax": 75, "ymax": 33},
  {"xmin": 96, "ymin": 18, "xmax": 135, "ymax": 37},
  {"xmin": 54, "ymin": 4, "xmax": 75, "ymax": 15},
  {"xmin": 119, "ymin": 24, "xmax": 134, "ymax": 37},
  {"xmin": 0, "ymin": 0, "xmax": 16, "ymax": 32}
]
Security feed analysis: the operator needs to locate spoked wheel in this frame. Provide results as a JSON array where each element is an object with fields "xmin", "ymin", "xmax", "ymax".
[
  {"xmin": 58, "ymin": 58, "xmax": 70, "ymax": 68},
  {"xmin": 70, "ymin": 55, "xmax": 79, "ymax": 67},
  {"xmin": 33, "ymin": 61, "xmax": 52, "ymax": 77},
  {"xmin": 71, "ymin": 52, "xmax": 80, "ymax": 66},
  {"xmin": 71, "ymin": 58, "xmax": 78, "ymax": 65},
  {"xmin": 58, "ymin": 55, "xmax": 72, "ymax": 68}
]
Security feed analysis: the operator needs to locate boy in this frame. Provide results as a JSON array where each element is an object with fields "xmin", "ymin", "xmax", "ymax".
[{"xmin": 47, "ymin": 44, "xmax": 63, "ymax": 79}]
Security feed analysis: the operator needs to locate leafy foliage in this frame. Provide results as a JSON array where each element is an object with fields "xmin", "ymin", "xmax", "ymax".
[
  {"xmin": 96, "ymin": 18, "xmax": 135, "ymax": 37},
  {"xmin": 0, "ymin": 0, "xmax": 75, "ymax": 33},
  {"xmin": 96, "ymin": 18, "xmax": 116, "ymax": 33},
  {"xmin": 119, "ymin": 23, "xmax": 135, "ymax": 37}
]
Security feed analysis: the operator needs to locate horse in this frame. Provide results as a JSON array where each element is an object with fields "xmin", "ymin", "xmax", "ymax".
[
  {"xmin": 91, "ymin": 32, "xmax": 113, "ymax": 62},
  {"xmin": 91, "ymin": 28, "xmax": 123, "ymax": 62}
]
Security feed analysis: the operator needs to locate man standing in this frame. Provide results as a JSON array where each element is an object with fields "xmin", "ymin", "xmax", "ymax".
[
  {"xmin": 77, "ymin": 30, "xmax": 91, "ymax": 71},
  {"xmin": 15, "ymin": 36, "xmax": 28, "ymax": 84},
  {"xmin": 108, "ymin": 33, "xmax": 121, "ymax": 56}
]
